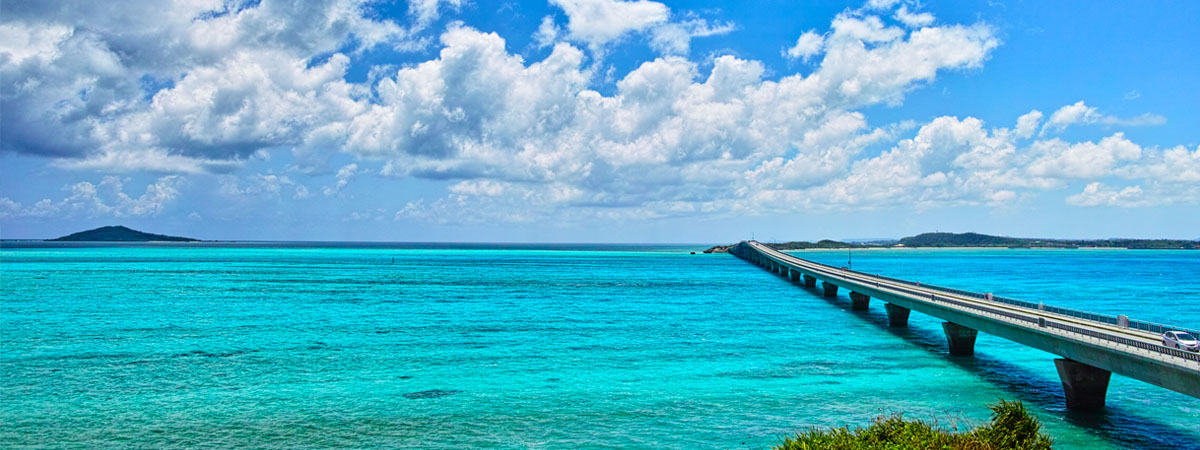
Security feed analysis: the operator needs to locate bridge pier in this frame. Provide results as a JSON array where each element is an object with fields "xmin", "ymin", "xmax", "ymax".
[
  {"xmin": 803, "ymin": 275, "xmax": 817, "ymax": 288},
  {"xmin": 822, "ymin": 281, "xmax": 838, "ymax": 297},
  {"xmin": 1055, "ymin": 359, "xmax": 1112, "ymax": 411},
  {"xmin": 849, "ymin": 292, "xmax": 870, "ymax": 310},
  {"xmin": 789, "ymin": 270, "xmax": 801, "ymax": 283},
  {"xmin": 941, "ymin": 322, "xmax": 978, "ymax": 356},
  {"xmin": 884, "ymin": 303, "xmax": 910, "ymax": 327}
]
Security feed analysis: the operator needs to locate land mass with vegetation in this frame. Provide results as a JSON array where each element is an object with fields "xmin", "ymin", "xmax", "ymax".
[
  {"xmin": 49, "ymin": 226, "xmax": 198, "ymax": 242},
  {"xmin": 892, "ymin": 232, "xmax": 1199, "ymax": 249},
  {"xmin": 775, "ymin": 400, "xmax": 1053, "ymax": 450},
  {"xmin": 704, "ymin": 232, "xmax": 1199, "ymax": 252}
]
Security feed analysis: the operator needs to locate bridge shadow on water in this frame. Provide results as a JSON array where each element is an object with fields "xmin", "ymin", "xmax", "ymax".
[{"xmin": 762, "ymin": 267, "xmax": 1200, "ymax": 450}]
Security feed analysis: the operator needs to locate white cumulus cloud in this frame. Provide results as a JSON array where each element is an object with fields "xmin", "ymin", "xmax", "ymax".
[
  {"xmin": 785, "ymin": 30, "xmax": 824, "ymax": 61},
  {"xmin": 3, "ymin": 176, "xmax": 183, "ymax": 219},
  {"xmin": 533, "ymin": 15, "xmax": 562, "ymax": 48},
  {"xmin": 1014, "ymin": 109, "xmax": 1043, "ymax": 139},
  {"xmin": 1042, "ymin": 100, "xmax": 1166, "ymax": 135},
  {"xmin": 649, "ymin": 16, "xmax": 736, "ymax": 56},
  {"xmin": 895, "ymin": 5, "xmax": 935, "ymax": 28},
  {"xmin": 323, "ymin": 163, "xmax": 361, "ymax": 196},
  {"xmin": 548, "ymin": 0, "xmax": 669, "ymax": 50},
  {"xmin": 1066, "ymin": 182, "xmax": 1148, "ymax": 207},
  {"xmin": 0, "ymin": 0, "xmax": 415, "ymax": 172},
  {"xmin": 1026, "ymin": 133, "xmax": 1142, "ymax": 179}
]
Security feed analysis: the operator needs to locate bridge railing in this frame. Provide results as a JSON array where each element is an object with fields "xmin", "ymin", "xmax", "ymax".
[
  {"xmin": 905, "ymin": 284, "xmax": 1200, "ymax": 365},
  {"xmin": 1046, "ymin": 321, "xmax": 1200, "ymax": 363},
  {"xmin": 739, "ymin": 242, "xmax": 1200, "ymax": 361},
  {"xmin": 1125, "ymin": 319, "xmax": 1200, "ymax": 338},
  {"xmin": 762, "ymin": 244, "xmax": 1200, "ymax": 338}
]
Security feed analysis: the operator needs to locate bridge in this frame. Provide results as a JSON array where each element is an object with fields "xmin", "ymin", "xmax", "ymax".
[{"xmin": 731, "ymin": 240, "xmax": 1200, "ymax": 410}]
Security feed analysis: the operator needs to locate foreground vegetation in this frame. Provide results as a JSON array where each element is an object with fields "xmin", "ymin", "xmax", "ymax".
[{"xmin": 775, "ymin": 400, "xmax": 1052, "ymax": 450}]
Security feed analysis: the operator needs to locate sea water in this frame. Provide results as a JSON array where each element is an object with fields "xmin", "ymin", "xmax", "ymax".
[{"xmin": 1, "ymin": 244, "xmax": 1198, "ymax": 449}]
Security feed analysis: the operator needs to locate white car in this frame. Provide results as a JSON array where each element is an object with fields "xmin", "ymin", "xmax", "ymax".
[{"xmin": 1162, "ymin": 331, "xmax": 1200, "ymax": 352}]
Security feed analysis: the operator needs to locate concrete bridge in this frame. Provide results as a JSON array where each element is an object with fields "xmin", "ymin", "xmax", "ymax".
[{"xmin": 731, "ymin": 240, "xmax": 1200, "ymax": 410}]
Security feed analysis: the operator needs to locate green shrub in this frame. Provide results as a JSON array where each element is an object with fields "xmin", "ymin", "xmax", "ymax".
[
  {"xmin": 774, "ymin": 400, "xmax": 1052, "ymax": 450},
  {"xmin": 971, "ymin": 400, "xmax": 1052, "ymax": 450}
]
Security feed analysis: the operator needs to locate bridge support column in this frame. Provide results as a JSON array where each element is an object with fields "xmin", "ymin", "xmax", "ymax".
[
  {"xmin": 941, "ymin": 322, "xmax": 978, "ymax": 356},
  {"xmin": 803, "ymin": 275, "xmax": 817, "ymax": 288},
  {"xmin": 884, "ymin": 303, "xmax": 910, "ymax": 327},
  {"xmin": 778, "ymin": 265, "xmax": 786, "ymax": 276},
  {"xmin": 849, "ymin": 292, "xmax": 870, "ymax": 310},
  {"xmin": 789, "ymin": 270, "xmax": 801, "ymax": 283},
  {"xmin": 822, "ymin": 282, "xmax": 838, "ymax": 297},
  {"xmin": 1055, "ymin": 359, "xmax": 1111, "ymax": 411}
]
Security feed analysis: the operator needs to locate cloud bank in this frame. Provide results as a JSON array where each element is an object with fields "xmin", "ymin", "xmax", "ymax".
[{"xmin": 0, "ymin": 1, "xmax": 1191, "ymax": 225}]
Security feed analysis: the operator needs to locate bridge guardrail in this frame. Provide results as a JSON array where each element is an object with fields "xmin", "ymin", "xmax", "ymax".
[
  {"xmin": 1046, "ymin": 321, "xmax": 1200, "ymax": 363},
  {"xmin": 907, "ymin": 284, "xmax": 1200, "ymax": 365},
  {"xmin": 982, "ymin": 296, "xmax": 1200, "ymax": 339},
  {"xmin": 737, "ymin": 241, "xmax": 1200, "ymax": 364}
]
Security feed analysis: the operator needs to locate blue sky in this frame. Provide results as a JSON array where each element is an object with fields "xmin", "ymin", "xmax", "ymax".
[{"xmin": 1, "ymin": 0, "xmax": 1198, "ymax": 242}]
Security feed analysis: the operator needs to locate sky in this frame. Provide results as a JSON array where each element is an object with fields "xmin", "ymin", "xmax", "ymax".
[{"xmin": 1, "ymin": 0, "xmax": 1198, "ymax": 242}]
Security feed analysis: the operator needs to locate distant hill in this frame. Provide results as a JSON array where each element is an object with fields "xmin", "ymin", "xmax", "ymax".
[
  {"xmin": 770, "ymin": 239, "xmax": 868, "ymax": 250},
  {"xmin": 741, "ymin": 232, "xmax": 1199, "ymax": 250},
  {"xmin": 50, "ymin": 226, "xmax": 198, "ymax": 242},
  {"xmin": 898, "ymin": 232, "xmax": 1199, "ymax": 249},
  {"xmin": 898, "ymin": 232, "xmax": 1024, "ymax": 247}
]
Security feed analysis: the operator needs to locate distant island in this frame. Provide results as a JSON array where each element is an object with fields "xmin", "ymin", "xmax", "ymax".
[
  {"xmin": 704, "ymin": 232, "xmax": 1199, "ymax": 252},
  {"xmin": 893, "ymin": 232, "xmax": 1199, "ymax": 249},
  {"xmin": 50, "ymin": 226, "xmax": 198, "ymax": 242}
]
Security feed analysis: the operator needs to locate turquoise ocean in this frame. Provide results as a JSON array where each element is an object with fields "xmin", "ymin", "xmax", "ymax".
[{"xmin": 2, "ymin": 243, "xmax": 1198, "ymax": 449}]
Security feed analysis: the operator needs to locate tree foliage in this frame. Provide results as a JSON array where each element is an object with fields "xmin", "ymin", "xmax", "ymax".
[{"xmin": 775, "ymin": 400, "xmax": 1053, "ymax": 450}]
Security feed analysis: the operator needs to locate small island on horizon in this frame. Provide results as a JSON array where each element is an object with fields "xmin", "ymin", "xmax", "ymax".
[
  {"xmin": 49, "ymin": 225, "xmax": 199, "ymax": 242},
  {"xmin": 704, "ymin": 232, "xmax": 1200, "ymax": 252}
]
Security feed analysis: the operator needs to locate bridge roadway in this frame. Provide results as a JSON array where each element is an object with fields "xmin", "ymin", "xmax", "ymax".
[{"xmin": 732, "ymin": 240, "xmax": 1200, "ymax": 410}]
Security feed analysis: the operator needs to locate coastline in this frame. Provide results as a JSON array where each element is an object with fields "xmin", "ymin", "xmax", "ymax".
[{"xmin": 783, "ymin": 246, "xmax": 1134, "ymax": 251}]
